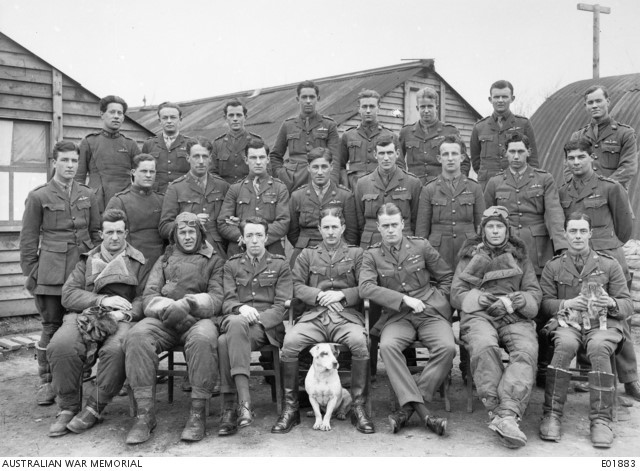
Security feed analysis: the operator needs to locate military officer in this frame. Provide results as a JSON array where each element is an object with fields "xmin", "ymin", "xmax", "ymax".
[
  {"xmin": 159, "ymin": 136, "xmax": 230, "ymax": 257},
  {"xmin": 400, "ymin": 86, "xmax": 463, "ymax": 184},
  {"xmin": 568, "ymin": 85, "xmax": 638, "ymax": 189},
  {"xmin": 538, "ymin": 213, "xmax": 631, "ymax": 448},
  {"xmin": 20, "ymin": 140, "xmax": 101, "ymax": 406},
  {"xmin": 269, "ymin": 80, "xmax": 340, "ymax": 192},
  {"xmin": 415, "ymin": 135, "xmax": 485, "ymax": 270},
  {"xmin": 559, "ymin": 137, "xmax": 640, "ymax": 402},
  {"xmin": 359, "ymin": 203, "xmax": 453, "ymax": 436},
  {"xmin": 218, "ymin": 137, "xmax": 290, "ymax": 256},
  {"xmin": 141, "ymin": 102, "xmax": 191, "ymax": 193},
  {"xmin": 75, "ymin": 95, "xmax": 140, "ymax": 212},
  {"xmin": 211, "ymin": 98, "xmax": 263, "ymax": 184},
  {"xmin": 288, "ymin": 147, "xmax": 358, "ymax": 265},
  {"xmin": 217, "ymin": 217, "xmax": 293, "ymax": 436},
  {"xmin": 272, "ymin": 208, "xmax": 374, "ymax": 434},
  {"xmin": 335, "ymin": 89, "xmax": 403, "ymax": 190},
  {"xmin": 46, "ymin": 209, "xmax": 149, "ymax": 437},
  {"xmin": 484, "ymin": 133, "xmax": 566, "ymax": 276},
  {"xmin": 354, "ymin": 138, "xmax": 422, "ymax": 248},
  {"xmin": 106, "ymin": 154, "xmax": 165, "ymax": 268},
  {"xmin": 470, "ymin": 81, "xmax": 538, "ymax": 190}
]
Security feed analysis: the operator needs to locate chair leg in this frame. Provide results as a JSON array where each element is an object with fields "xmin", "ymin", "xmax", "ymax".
[
  {"xmin": 466, "ymin": 359, "xmax": 473, "ymax": 413},
  {"xmin": 127, "ymin": 383, "xmax": 137, "ymax": 418},
  {"xmin": 168, "ymin": 350, "xmax": 174, "ymax": 403}
]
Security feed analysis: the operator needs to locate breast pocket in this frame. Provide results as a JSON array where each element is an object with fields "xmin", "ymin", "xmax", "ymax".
[
  {"xmin": 286, "ymin": 132, "xmax": 302, "ymax": 153},
  {"xmin": 206, "ymin": 191, "xmax": 225, "ymax": 217},
  {"xmin": 431, "ymin": 197, "xmax": 448, "ymax": 222},
  {"xmin": 526, "ymin": 188, "xmax": 545, "ymax": 212},
  {"xmin": 299, "ymin": 207, "xmax": 318, "ymax": 226},
  {"xmin": 261, "ymin": 193, "xmax": 278, "ymax": 220},
  {"xmin": 405, "ymin": 257, "xmax": 428, "ymax": 286},
  {"xmin": 42, "ymin": 202, "xmax": 66, "ymax": 228},
  {"xmin": 600, "ymin": 144, "xmax": 621, "ymax": 170},
  {"xmin": 404, "ymin": 140, "xmax": 422, "ymax": 164},
  {"xmin": 313, "ymin": 129, "xmax": 329, "ymax": 144},
  {"xmin": 583, "ymin": 197, "xmax": 608, "ymax": 226},
  {"xmin": 479, "ymin": 134, "xmax": 494, "ymax": 158},
  {"xmin": 237, "ymin": 198, "xmax": 252, "ymax": 218},
  {"xmin": 334, "ymin": 262, "xmax": 356, "ymax": 284},
  {"xmin": 555, "ymin": 272, "xmax": 578, "ymax": 300},
  {"xmin": 390, "ymin": 192, "xmax": 412, "ymax": 217},
  {"xmin": 347, "ymin": 140, "xmax": 362, "ymax": 162},
  {"xmin": 378, "ymin": 268, "xmax": 398, "ymax": 290},
  {"xmin": 309, "ymin": 265, "xmax": 327, "ymax": 287},
  {"xmin": 457, "ymin": 194, "xmax": 475, "ymax": 219},
  {"xmin": 362, "ymin": 193, "xmax": 381, "ymax": 218},
  {"xmin": 495, "ymin": 189, "xmax": 511, "ymax": 203}
]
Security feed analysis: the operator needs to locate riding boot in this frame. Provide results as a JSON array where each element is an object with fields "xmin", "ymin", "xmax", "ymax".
[
  {"xmin": 181, "ymin": 398, "xmax": 207, "ymax": 442},
  {"xmin": 349, "ymin": 358, "xmax": 375, "ymax": 433},
  {"xmin": 589, "ymin": 371, "xmax": 615, "ymax": 448},
  {"xmin": 35, "ymin": 344, "xmax": 55, "ymax": 406},
  {"xmin": 271, "ymin": 359, "xmax": 300, "ymax": 433},
  {"xmin": 539, "ymin": 365, "xmax": 571, "ymax": 442},
  {"xmin": 126, "ymin": 386, "xmax": 157, "ymax": 445}
]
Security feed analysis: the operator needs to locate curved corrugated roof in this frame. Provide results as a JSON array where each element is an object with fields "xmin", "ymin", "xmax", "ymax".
[{"xmin": 531, "ymin": 73, "xmax": 640, "ymax": 237}]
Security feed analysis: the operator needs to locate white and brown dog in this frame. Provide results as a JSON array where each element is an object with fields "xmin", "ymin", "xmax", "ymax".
[{"xmin": 305, "ymin": 343, "xmax": 352, "ymax": 431}]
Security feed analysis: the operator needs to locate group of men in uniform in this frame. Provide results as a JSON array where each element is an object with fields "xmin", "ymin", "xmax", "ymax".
[{"xmin": 19, "ymin": 78, "xmax": 638, "ymax": 449}]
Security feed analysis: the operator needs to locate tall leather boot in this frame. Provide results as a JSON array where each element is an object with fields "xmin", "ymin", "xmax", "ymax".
[
  {"xmin": 126, "ymin": 387, "xmax": 157, "ymax": 445},
  {"xmin": 350, "ymin": 358, "xmax": 375, "ymax": 434},
  {"xmin": 67, "ymin": 395, "xmax": 107, "ymax": 434},
  {"xmin": 539, "ymin": 365, "xmax": 571, "ymax": 441},
  {"xmin": 589, "ymin": 371, "xmax": 615, "ymax": 448},
  {"xmin": 271, "ymin": 360, "xmax": 300, "ymax": 433},
  {"xmin": 35, "ymin": 344, "xmax": 55, "ymax": 406},
  {"xmin": 181, "ymin": 398, "xmax": 207, "ymax": 442}
]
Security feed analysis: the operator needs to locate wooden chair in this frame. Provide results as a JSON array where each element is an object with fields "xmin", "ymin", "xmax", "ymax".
[{"xmin": 288, "ymin": 298, "xmax": 372, "ymax": 416}]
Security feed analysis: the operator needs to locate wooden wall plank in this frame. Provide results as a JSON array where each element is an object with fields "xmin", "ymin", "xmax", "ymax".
[
  {"xmin": 0, "ymin": 65, "xmax": 52, "ymax": 84},
  {"xmin": 0, "ymin": 274, "xmax": 27, "ymax": 288},
  {"xmin": 0, "ymin": 285, "xmax": 32, "ymax": 300},
  {"xmin": 0, "ymin": 94, "xmax": 52, "ymax": 113},
  {"xmin": 0, "ymin": 109, "xmax": 51, "ymax": 122},
  {"xmin": 0, "ymin": 80, "xmax": 52, "ymax": 98},
  {"xmin": 0, "ymin": 298, "xmax": 37, "ymax": 317},
  {"xmin": 0, "ymin": 262, "xmax": 23, "ymax": 275},
  {"xmin": 0, "ymin": 251, "xmax": 20, "ymax": 263},
  {"xmin": 0, "ymin": 51, "xmax": 51, "ymax": 71}
]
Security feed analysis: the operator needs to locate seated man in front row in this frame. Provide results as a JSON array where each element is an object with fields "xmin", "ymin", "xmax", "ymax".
[
  {"xmin": 217, "ymin": 216, "xmax": 293, "ymax": 436},
  {"xmin": 359, "ymin": 202, "xmax": 453, "ymax": 437},
  {"xmin": 124, "ymin": 212, "xmax": 224, "ymax": 444},
  {"xmin": 272, "ymin": 207, "xmax": 374, "ymax": 435},
  {"xmin": 47, "ymin": 209, "xmax": 149, "ymax": 437},
  {"xmin": 451, "ymin": 206, "xmax": 541, "ymax": 449},
  {"xmin": 538, "ymin": 212, "xmax": 631, "ymax": 449}
]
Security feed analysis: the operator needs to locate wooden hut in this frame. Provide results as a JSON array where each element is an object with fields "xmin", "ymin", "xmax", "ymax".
[{"xmin": 0, "ymin": 32, "xmax": 153, "ymax": 318}]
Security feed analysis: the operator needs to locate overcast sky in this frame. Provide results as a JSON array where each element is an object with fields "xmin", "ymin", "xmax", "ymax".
[{"xmin": 1, "ymin": 0, "xmax": 639, "ymax": 117}]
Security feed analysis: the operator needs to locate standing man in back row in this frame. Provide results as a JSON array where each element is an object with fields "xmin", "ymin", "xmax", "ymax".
[
  {"xmin": 270, "ymin": 80, "xmax": 340, "ymax": 192},
  {"xmin": 470, "ymin": 80, "xmax": 538, "ymax": 190},
  {"xmin": 400, "ymin": 86, "xmax": 463, "ymax": 184},
  {"xmin": 336, "ymin": 89, "xmax": 402, "ymax": 190},
  {"xmin": 76, "ymin": 95, "xmax": 140, "ymax": 212},
  {"xmin": 211, "ymin": 99, "xmax": 263, "ymax": 185},
  {"xmin": 569, "ymin": 85, "xmax": 638, "ymax": 189}
]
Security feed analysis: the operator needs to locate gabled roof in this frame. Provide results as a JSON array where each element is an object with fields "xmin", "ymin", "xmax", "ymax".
[
  {"xmin": 129, "ymin": 60, "xmax": 480, "ymax": 143},
  {"xmin": 531, "ymin": 73, "xmax": 640, "ymax": 236}
]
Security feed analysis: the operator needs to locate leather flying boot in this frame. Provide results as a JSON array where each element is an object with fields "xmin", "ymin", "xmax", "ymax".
[
  {"xmin": 67, "ymin": 396, "xmax": 105, "ymax": 434},
  {"xmin": 271, "ymin": 360, "xmax": 300, "ymax": 433},
  {"xmin": 424, "ymin": 414, "xmax": 447, "ymax": 436},
  {"xmin": 589, "ymin": 371, "xmax": 615, "ymax": 448},
  {"xmin": 126, "ymin": 387, "xmax": 157, "ymax": 445},
  {"xmin": 181, "ymin": 398, "xmax": 206, "ymax": 441},
  {"xmin": 489, "ymin": 414, "xmax": 527, "ymax": 448},
  {"xmin": 539, "ymin": 365, "xmax": 571, "ymax": 442},
  {"xmin": 350, "ymin": 358, "xmax": 375, "ymax": 434},
  {"xmin": 49, "ymin": 410, "xmax": 77, "ymax": 437},
  {"xmin": 388, "ymin": 406, "xmax": 413, "ymax": 434},
  {"xmin": 36, "ymin": 344, "xmax": 55, "ymax": 406},
  {"xmin": 624, "ymin": 380, "xmax": 640, "ymax": 402}
]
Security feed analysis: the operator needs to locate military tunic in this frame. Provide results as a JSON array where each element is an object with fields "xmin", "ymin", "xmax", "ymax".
[
  {"xmin": 400, "ymin": 120, "xmax": 465, "ymax": 184},
  {"xmin": 336, "ymin": 123, "xmax": 403, "ymax": 190},
  {"xmin": 269, "ymin": 112, "xmax": 340, "ymax": 191},
  {"xmin": 141, "ymin": 133, "xmax": 191, "ymax": 193},
  {"xmin": 354, "ymin": 167, "xmax": 422, "ymax": 248},
  {"xmin": 569, "ymin": 118, "xmax": 638, "ymax": 189},
  {"xmin": 470, "ymin": 111, "xmax": 538, "ymax": 189},
  {"xmin": 484, "ymin": 167, "xmax": 567, "ymax": 275},
  {"xmin": 359, "ymin": 236, "xmax": 455, "ymax": 406},
  {"xmin": 282, "ymin": 241, "xmax": 368, "ymax": 359},
  {"xmin": 217, "ymin": 175, "xmax": 290, "ymax": 256},
  {"xmin": 210, "ymin": 129, "xmax": 262, "ymax": 184},
  {"xmin": 105, "ymin": 183, "xmax": 165, "ymax": 267},
  {"xmin": 218, "ymin": 252, "xmax": 293, "ymax": 393},
  {"xmin": 159, "ymin": 172, "xmax": 230, "ymax": 257},
  {"xmin": 76, "ymin": 130, "xmax": 141, "ymax": 212},
  {"xmin": 288, "ymin": 182, "xmax": 358, "ymax": 257},
  {"xmin": 415, "ymin": 174, "xmax": 485, "ymax": 270}
]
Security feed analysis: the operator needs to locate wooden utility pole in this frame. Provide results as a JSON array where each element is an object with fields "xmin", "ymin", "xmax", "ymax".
[{"xmin": 577, "ymin": 3, "xmax": 611, "ymax": 78}]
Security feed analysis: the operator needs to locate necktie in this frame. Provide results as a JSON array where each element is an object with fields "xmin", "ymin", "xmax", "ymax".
[
  {"xmin": 253, "ymin": 176, "xmax": 260, "ymax": 193},
  {"xmin": 305, "ymin": 117, "xmax": 310, "ymax": 129},
  {"xmin": 497, "ymin": 116, "xmax": 504, "ymax": 129},
  {"xmin": 575, "ymin": 256, "xmax": 584, "ymax": 273},
  {"xmin": 593, "ymin": 124, "xmax": 599, "ymax": 140},
  {"xmin": 252, "ymin": 257, "xmax": 259, "ymax": 267},
  {"xmin": 390, "ymin": 246, "xmax": 399, "ymax": 262}
]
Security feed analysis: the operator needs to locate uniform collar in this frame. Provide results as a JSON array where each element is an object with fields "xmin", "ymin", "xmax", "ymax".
[{"xmin": 101, "ymin": 129, "xmax": 121, "ymax": 138}]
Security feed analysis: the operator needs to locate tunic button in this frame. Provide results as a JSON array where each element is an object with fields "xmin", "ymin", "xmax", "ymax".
[
  {"xmin": 168, "ymin": 171, "xmax": 172, "ymax": 174},
  {"xmin": 519, "ymin": 213, "xmax": 523, "ymax": 216},
  {"xmin": 594, "ymin": 144, "xmax": 599, "ymax": 148},
  {"xmin": 168, "ymin": 160, "xmax": 171, "ymax": 164},
  {"xmin": 72, "ymin": 217, "xmax": 76, "ymax": 220},
  {"xmin": 518, "ymin": 224, "xmax": 522, "ymax": 228},
  {"xmin": 517, "ymin": 201, "xmax": 521, "ymax": 204},
  {"xmin": 402, "ymin": 282, "xmax": 406, "ymax": 286},
  {"xmin": 252, "ymin": 292, "xmax": 256, "ymax": 296},
  {"xmin": 256, "ymin": 207, "xmax": 261, "ymax": 211},
  {"xmin": 452, "ymin": 222, "xmax": 456, "ymax": 225},
  {"xmin": 453, "ymin": 234, "xmax": 457, "ymax": 238},
  {"xmin": 578, "ymin": 279, "xmax": 582, "ymax": 283},
  {"xmin": 330, "ymin": 278, "xmax": 334, "ymax": 281},
  {"xmin": 516, "ymin": 189, "xmax": 520, "ymax": 193},
  {"xmin": 254, "ymin": 279, "xmax": 257, "ymax": 282},
  {"xmin": 452, "ymin": 210, "xmax": 456, "ymax": 214},
  {"xmin": 451, "ymin": 199, "xmax": 455, "ymax": 202}
]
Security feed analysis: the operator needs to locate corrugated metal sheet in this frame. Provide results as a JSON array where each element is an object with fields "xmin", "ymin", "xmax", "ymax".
[
  {"xmin": 129, "ymin": 61, "xmax": 481, "ymax": 146},
  {"xmin": 531, "ymin": 73, "xmax": 640, "ymax": 237}
]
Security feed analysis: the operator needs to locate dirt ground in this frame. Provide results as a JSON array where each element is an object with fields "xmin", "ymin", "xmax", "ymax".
[{"xmin": 1, "ymin": 326, "xmax": 639, "ymax": 458}]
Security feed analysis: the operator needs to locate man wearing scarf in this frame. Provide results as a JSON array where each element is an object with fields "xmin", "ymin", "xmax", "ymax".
[
  {"xmin": 451, "ymin": 206, "xmax": 541, "ymax": 449},
  {"xmin": 47, "ymin": 209, "xmax": 149, "ymax": 438},
  {"xmin": 124, "ymin": 212, "xmax": 224, "ymax": 444}
]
